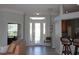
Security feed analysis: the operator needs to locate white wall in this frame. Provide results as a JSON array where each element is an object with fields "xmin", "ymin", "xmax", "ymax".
[
  {"xmin": 50, "ymin": 16, "xmax": 56, "ymax": 48},
  {"xmin": 25, "ymin": 16, "xmax": 30, "ymax": 46},
  {"xmin": 0, "ymin": 12, "xmax": 7, "ymax": 46},
  {"xmin": 0, "ymin": 11, "xmax": 24, "ymax": 47},
  {"xmin": 52, "ymin": 16, "xmax": 62, "ymax": 54},
  {"xmin": 54, "ymin": 19, "xmax": 62, "ymax": 54},
  {"xmin": 46, "ymin": 16, "xmax": 51, "ymax": 37}
]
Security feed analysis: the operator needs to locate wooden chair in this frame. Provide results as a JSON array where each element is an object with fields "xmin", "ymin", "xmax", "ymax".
[
  {"xmin": 60, "ymin": 37, "xmax": 72, "ymax": 55},
  {"xmin": 73, "ymin": 39, "xmax": 79, "ymax": 55}
]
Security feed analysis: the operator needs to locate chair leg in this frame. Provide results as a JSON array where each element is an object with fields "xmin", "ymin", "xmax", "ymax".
[
  {"xmin": 62, "ymin": 45, "xmax": 72, "ymax": 55},
  {"xmin": 69, "ymin": 46, "xmax": 72, "ymax": 54},
  {"xmin": 74, "ymin": 46, "xmax": 78, "ymax": 55}
]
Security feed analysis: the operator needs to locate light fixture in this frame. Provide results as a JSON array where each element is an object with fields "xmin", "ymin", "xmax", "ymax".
[{"xmin": 30, "ymin": 17, "xmax": 45, "ymax": 20}]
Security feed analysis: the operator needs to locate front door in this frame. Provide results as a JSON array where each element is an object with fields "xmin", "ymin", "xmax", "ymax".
[{"xmin": 30, "ymin": 21, "xmax": 46, "ymax": 45}]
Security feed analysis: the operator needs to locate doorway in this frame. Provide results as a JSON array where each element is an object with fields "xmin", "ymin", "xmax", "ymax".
[{"xmin": 30, "ymin": 21, "xmax": 46, "ymax": 46}]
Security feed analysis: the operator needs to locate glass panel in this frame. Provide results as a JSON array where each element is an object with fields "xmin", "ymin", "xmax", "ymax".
[
  {"xmin": 30, "ymin": 23, "xmax": 32, "ymax": 41},
  {"xmin": 8, "ymin": 24, "xmax": 18, "ymax": 38},
  {"xmin": 43, "ymin": 23, "xmax": 46, "ymax": 34},
  {"xmin": 35, "ymin": 23, "xmax": 41, "ymax": 44}
]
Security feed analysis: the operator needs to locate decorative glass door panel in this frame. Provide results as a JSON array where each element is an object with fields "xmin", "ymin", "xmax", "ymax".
[{"xmin": 35, "ymin": 23, "xmax": 41, "ymax": 44}]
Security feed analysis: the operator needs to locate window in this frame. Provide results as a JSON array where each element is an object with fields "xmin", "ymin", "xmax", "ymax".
[
  {"xmin": 30, "ymin": 23, "xmax": 32, "ymax": 41},
  {"xmin": 29, "ymin": 17, "xmax": 45, "ymax": 20},
  {"xmin": 43, "ymin": 23, "xmax": 46, "ymax": 34},
  {"xmin": 8, "ymin": 24, "xmax": 18, "ymax": 38}
]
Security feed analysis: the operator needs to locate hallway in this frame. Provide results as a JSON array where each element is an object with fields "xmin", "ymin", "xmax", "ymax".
[{"xmin": 26, "ymin": 46, "xmax": 59, "ymax": 55}]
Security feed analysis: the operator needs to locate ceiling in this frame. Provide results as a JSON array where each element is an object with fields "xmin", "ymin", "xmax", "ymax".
[{"xmin": 0, "ymin": 4, "xmax": 79, "ymax": 16}]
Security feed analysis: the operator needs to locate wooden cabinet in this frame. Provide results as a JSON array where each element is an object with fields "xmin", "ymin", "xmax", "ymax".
[{"xmin": 61, "ymin": 20, "xmax": 67, "ymax": 33}]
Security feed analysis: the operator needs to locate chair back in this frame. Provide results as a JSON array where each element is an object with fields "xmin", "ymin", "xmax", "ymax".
[
  {"xmin": 60, "ymin": 37, "xmax": 71, "ymax": 45},
  {"xmin": 73, "ymin": 39, "xmax": 79, "ymax": 47}
]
